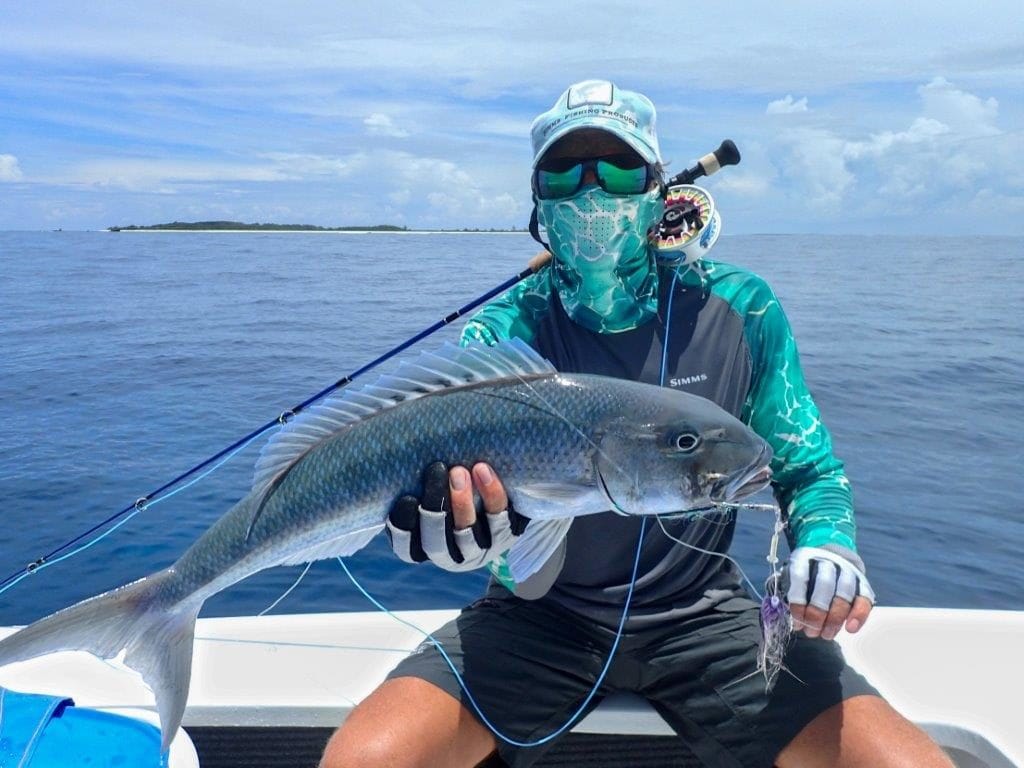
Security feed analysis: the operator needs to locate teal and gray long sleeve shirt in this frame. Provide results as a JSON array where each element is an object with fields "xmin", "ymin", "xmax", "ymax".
[{"xmin": 462, "ymin": 259, "xmax": 856, "ymax": 629}]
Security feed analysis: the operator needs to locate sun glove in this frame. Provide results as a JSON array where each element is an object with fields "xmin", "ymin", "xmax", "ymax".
[
  {"xmin": 385, "ymin": 461, "xmax": 529, "ymax": 572},
  {"xmin": 786, "ymin": 545, "xmax": 876, "ymax": 611}
]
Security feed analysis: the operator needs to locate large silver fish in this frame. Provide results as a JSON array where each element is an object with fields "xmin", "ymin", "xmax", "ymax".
[{"xmin": 0, "ymin": 340, "xmax": 771, "ymax": 748}]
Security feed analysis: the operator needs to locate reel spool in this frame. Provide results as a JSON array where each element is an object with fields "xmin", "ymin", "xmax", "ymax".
[{"xmin": 651, "ymin": 184, "xmax": 721, "ymax": 264}]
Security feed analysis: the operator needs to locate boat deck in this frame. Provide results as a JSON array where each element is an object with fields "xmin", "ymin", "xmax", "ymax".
[{"xmin": 1, "ymin": 607, "xmax": 1020, "ymax": 767}]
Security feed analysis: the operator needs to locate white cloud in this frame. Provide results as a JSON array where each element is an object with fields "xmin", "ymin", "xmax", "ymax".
[
  {"xmin": 389, "ymin": 188, "xmax": 412, "ymax": 206},
  {"xmin": 842, "ymin": 117, "xmax": 950, "ymax": 161},
  {"xmin": 474, "ymin": 117, "xmax": 533, "ymax": 138},
  {"xmin": 0, "ymin": 154, "xmax": 23, "ymax": 181},
  {"xmin": 261, "ymin": 153, "xmax": 356, "ymax": 177},
  {"xmin": 364, "ymin": 113, "xmax": 409, "ymax": 138},
  {"xmin": 782, "ymin": 129, "xmax": 855, "ymax": 207},
  {"xmin": 353, "ymin": 150, "xmax": 527, "ymax": 226},
  {"xmin": 47, "ymin": 152, "xmax": 370, "ymax": 193},
  {"xmin": 766, "ymin": 77, "xmax": 1014, "ymax": 221},
  {"xmin": 31, "ymin": 147, "xmax": 527, "ymax": 227},
  {"xmin": 917, "ymin": 76, "xmax": 999, "ymax": 137},
  {"xmin": 3, "ymin": 2, "xmax": 1023, "ymax": 94},
  {"xmin": 2, "ymin": 4, "xmax": 1021, "ymax": 232},
  {"xmin": 766, "ymin": 95, "xmax": 808, "ymax": 115},
  {"xmin": 489, "ymin": 192, "xmax": 521, "ymax": 219},
  {"xmin": 716, "ymin": 174, "xmax": 772, "ymax": 196},
  {"xmin": 57, "ymin": 159, "xmax": 294, "ymax": 191},
  {"xmin": 964, "ymin": 188, "xmax": 1024, "ymax": 220}
]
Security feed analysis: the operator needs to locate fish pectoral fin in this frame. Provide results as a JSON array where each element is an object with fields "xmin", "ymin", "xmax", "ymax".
[
  {"xmin": 506, "ymin": 518, "xmax": 573, "ymax": 584},
  {"xmin": 510, "ymin": 482, "xmax": 600, "ymax": 521},
  {"xmin": 515, "ymin": 482, "xmax": 595, "ymax": 503},
  {"xmin": 278, "ymin": 524, "xmax": 383, "ymax": 566}
]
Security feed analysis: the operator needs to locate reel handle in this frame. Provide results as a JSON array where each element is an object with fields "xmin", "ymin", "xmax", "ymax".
[{"xmin": 666, "ymin": 139, "xmax": 741, "ymax": 187}]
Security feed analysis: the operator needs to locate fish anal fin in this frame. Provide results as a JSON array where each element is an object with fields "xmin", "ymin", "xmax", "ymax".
[{"xmin": 278, "ymin": 525, "xmax": 383, "ymax": 566}]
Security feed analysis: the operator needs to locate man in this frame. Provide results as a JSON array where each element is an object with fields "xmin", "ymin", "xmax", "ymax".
[{"xmin": 321, "ymin": 80, "xmax": 951, "ymax": 768}]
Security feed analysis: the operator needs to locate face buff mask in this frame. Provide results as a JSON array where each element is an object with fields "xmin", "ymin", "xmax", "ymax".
[{"xmin": 537, "ymin": 186, "xmax": 665, "ymax": 333}]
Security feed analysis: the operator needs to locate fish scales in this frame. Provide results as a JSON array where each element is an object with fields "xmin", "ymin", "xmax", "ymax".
[
  {"xmin": 147, "ymin": 371, "xmax": 697, "ymax": 609},
  {"xmin": 163, "ymin": 374, "xmax": 606, "ymax": 602}
]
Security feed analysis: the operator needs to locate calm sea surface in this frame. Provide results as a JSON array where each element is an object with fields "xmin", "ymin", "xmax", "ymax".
[{"xmin": 0, "ymin": 231, "xmax": 1021, "ymax": 625}]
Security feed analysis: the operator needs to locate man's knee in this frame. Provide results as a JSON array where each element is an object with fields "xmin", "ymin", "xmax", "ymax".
[
  {"xmin": 319, "ymin": 726, "xmax": 407, "ymax": 768},
  {"xmin": 777, "ymin": 695, "xmax": 954, "ymax": 768},
  {"xmin": 320, "ymin": 692, "xmax": 432, "ymax": 768},
  {"xmin": 318, "ymin": 677, "xmax": 496, "ymax": 768}
]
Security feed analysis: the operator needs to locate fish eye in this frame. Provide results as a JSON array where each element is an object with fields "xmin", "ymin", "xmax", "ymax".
[{"xmin": 674, "ymin": 432, "xmax": 701, "ymax": 453}]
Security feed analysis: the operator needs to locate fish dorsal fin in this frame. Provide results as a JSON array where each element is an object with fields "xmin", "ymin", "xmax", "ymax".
[{"xmin": 251, "ymin": 339, "xmax": 555, "ymax": 498}]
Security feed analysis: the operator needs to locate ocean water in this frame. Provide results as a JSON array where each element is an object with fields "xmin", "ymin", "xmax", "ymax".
[{"xmin": 0, "ymin": 231, "xmax": 1021, "ymax": 625}]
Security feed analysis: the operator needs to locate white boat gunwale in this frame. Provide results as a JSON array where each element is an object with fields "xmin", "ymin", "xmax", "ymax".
[{"xmin": 0, "ymin": 606, "xmax": 1019, "ymax": 767}]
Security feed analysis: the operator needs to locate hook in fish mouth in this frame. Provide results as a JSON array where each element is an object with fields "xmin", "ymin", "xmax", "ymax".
[{"xmin": 710, "ymin": 445, "xmax": 773, "ymax": 503}]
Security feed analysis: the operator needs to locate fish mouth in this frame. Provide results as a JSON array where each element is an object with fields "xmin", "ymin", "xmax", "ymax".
[{"xmin": 710, "ymin": 444, "xmax": 773, "ymax": 503}]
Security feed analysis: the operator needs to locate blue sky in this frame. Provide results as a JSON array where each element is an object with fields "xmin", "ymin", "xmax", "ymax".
[{"xmin": 1, "ymin": 2, "xmax": 1021, "ymax": 233}]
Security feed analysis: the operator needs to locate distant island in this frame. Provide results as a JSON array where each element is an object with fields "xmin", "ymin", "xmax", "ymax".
[
  {"xmin": 107, "ymin": 221, "xmax": 409, "ymax": 232},
  {"xmin": 107, "ymin": 221, "xmax": 524, "ymax": 233}
]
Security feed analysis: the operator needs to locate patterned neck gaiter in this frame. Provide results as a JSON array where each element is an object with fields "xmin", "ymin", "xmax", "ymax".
[{"xmin": 537, "ymin": 187, "xmax": 664, "ymax": 333}]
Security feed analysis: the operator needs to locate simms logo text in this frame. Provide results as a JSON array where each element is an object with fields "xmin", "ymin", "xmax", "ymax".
[{"xmin": 669, "ymin": 373, "xmax": 708, "ymax": 387}]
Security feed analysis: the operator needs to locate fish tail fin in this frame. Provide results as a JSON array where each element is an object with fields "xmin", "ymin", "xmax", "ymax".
[{"xmin": 0, "ymin": 568, "xmax": 200, "ymax": 750}]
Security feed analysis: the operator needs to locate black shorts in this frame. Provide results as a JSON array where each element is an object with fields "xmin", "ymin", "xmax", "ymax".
[{"xmin": 387, "ymin": 594, "xmax": 879, "ymax": 768}]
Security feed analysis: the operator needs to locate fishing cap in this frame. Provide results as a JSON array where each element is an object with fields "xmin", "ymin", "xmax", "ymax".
[{"xmin": 530, "ymin": 79, "xmax": 662, "ymax": 168}]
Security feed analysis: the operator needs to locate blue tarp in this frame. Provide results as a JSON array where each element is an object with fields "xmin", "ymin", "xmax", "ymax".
[{"xmin": 0, "ymin": 687, "xmax": 168, "ymax": 768}]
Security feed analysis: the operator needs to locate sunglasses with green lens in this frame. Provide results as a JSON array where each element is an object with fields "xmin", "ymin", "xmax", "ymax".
[{"xmin": 534, "ymin": 154, "xmax": 655, "ymax": 200}]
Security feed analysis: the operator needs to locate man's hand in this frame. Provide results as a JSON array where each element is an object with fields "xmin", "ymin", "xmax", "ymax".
[
  {"xmin": 786, "ymin": 546, "xmax": 875, "ymax": 641},
  {"xmin": 385, "ymin": 461, "xmax": 528, "ymax": 571}
]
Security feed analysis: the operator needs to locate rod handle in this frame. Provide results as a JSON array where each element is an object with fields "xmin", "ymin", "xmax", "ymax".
[{"xmin": 528, "ymin": 250, "xmax": 553, "ymax": 272}]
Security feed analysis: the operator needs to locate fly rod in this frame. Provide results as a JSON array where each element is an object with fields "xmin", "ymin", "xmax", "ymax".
[
  {"xmin": 0, "ymin": 252, "xmax": 552, "ymax": 592},
  {"xmin": 3, "ymin": 138, "xmax": 740, "ymax": 592}
]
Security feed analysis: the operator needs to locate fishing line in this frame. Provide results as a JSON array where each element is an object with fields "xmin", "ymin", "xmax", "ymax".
[
  {"xmin": 337, "ymin": 516, "xmax": 648, "ymax": 748},
  {"xmin": 656, "ymin": 263, "xmax": 781, "ymax": 571},
  {"xmin": 655, "ymin": 514, "xmax": 764, "ymax": 601},
  {"xmin": 259, "ymin": 561, "xmax": 314, "ymax": 616},
  {"xmin": 657, "ymin": 261, "xmax": 728, "ymax": 527},
  {"xmin": 0, "ymin": 431, "xmax": 264, "ymax": 597},
  {"xmin": 339, "ymin": 153, "xmax": 778, "ymax": 731},
  {"xmin": 331, "ymin": 266, "xmax": 700, "ymax": 746},
  {"xmin": 655, "ymin": 261, "xmax": 792, "ymax": 685},
  {"xmin": 657, "ymin": 263, "xmax": 736, "ymax": 530},
  {"xmin": 489, "ymin": 373, "xmax": 636, "ymax": 513},
  {"xmin": 659, "ymin": 264, "xmax": 683, "ymax": 387},
  {"xmin": 6, "ymin": 140, "xmax": 740, "ymax": 594},
  {"xmin": 1, "ymin": 256, "xmax": 552, "ymax": 594}
]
